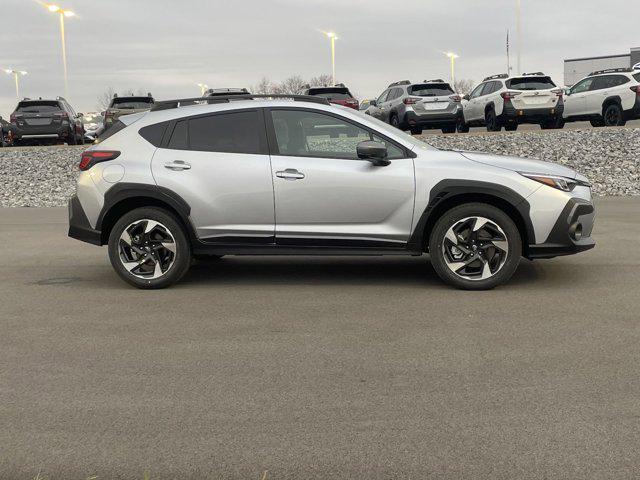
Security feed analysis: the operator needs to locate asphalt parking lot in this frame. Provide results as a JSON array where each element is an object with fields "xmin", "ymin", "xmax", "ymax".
[{"xmin": 1, "ymin": 197, "xmax": 639, "ymax": 479}]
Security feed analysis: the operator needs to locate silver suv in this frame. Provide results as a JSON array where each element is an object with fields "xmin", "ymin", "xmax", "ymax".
[
  {"xmin": 68, "ymin": 94, "xmax": 595, "ymax": 290},
  {"xmin": 367, "ymin": 80, "xmax": 462, "ymax": 134}
]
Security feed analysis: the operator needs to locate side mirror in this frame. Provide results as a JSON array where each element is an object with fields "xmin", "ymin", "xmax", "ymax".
[
  {"xmin": 463, "ymin": 94, "xmax": 470, "ymax": 101},
  {"xmin": 369, "ymin": 99, "xmax": 377, "ymax": 107},
  {"xmin": 564, "ymin": 88, "xmax": 571, "ymax": 96},
  {"xmin": 357, "ymin": 141, "xmax": 390, "ymax": 166}
]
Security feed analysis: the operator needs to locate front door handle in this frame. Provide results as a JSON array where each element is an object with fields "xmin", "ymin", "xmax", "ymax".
[
  {"xmin": 276, "ymin": 168, "xmax": 305, "ymax": 180},
  {"xmin": 164, "ymin": 160, "xmax": 191, "ymax": 171}
]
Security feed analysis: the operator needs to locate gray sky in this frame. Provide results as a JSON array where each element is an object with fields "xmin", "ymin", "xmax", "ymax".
[{"xmin": 1, "ymin": 0, "xmax": 638, "ymax": 116}]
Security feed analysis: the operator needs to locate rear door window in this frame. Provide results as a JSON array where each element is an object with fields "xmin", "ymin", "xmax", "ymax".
[
  {"xmin": 506, "ymin": 76, "xmax": 556, "ymax": 90},
  {"xmin": 409, "ymin": 84, "xmax": 454, "ymax": 96},
  {"xmin": 187, "ymin": 110, "xmax": 266, "ymax": 154}
]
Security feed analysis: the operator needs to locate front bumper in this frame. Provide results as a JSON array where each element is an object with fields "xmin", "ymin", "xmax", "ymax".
[
  {"xmin": 527, "ymin": 198, "xmax": 595, "ymax": 259},
  {"xmin": 68, "ymin": 195, "xmax": 102, "ymax": 245},
  {"xmin": 503, "ymin": 104, "xmax": 564, "ymax": 123}
]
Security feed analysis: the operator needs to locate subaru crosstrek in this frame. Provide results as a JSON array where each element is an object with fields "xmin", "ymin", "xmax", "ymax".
[{"xmin": 68, "ymin": 94, "xmax": 595, "ymax": 290}]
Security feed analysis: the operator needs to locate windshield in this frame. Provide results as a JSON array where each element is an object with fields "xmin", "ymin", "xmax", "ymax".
[
  {"xmin": 111, "ymin": 97, "xmax": 154, "ymax": 109},
  {"xmin": 409, "ymin": 84, "xmax": 454, "ymax": 96},
  {"xmin": 16, "ymin": 101, "xmax": 61, "ymax": 113},
  {"xmin": 506, "ymin": 77, "xmax": 556, "ymax": 90},
  {"xmin": 308, "ymin": 88, "xmax": 352, "ymax": 100}
]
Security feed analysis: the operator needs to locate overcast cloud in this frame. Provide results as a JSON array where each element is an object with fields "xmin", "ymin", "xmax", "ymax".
[{"xmin": 1, "ymin": 0, "xmax": 638, "ymax": 115}]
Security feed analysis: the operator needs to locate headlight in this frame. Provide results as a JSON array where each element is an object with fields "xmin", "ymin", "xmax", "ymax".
[{"xmin": 519, "ymin": 173, "xmax": 590, "ymax": 192}]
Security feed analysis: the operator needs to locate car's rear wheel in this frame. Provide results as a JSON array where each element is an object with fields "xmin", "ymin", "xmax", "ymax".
[
  {"xmin": 590, "ymin": 118, "xmax": 605, "ymax": 127},
  {"xmin": 428, "ymin": 203, "xmax": 522, "ymax": 290},
  {"xmin": 390, "ymin": 113, "xmax": 400, "ymax": 129},
  {"xmin": 603, "ymin": 103, "xmax": 626, "ymax": 127},
  {"xmin": 68, "ymin": 129, "xmax": 77, "ymax": 145},
  {"xmin": 456, "ymin": 116, "xmax": 470, "ymax": 133},
  {"xmin": 108, "ymin": 207, "xmax": 191, "ymax": 289},
  {"xmin": 505, "ymin": 123, "xmax": 518, "ymax": 131},
  {"xmin": 485, "ymin": 109, "xmax": 502, "ymax": 131},
  {"xmin": 410, "ymin": 127, "xmax": 423, "ymax": 135}
]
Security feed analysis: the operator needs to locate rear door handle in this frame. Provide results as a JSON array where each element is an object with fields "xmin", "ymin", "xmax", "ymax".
[
  {"xmin": 276, "ymin": 168, "xmax": 305, "ymax": 180},
  {"xmin": 164, "ymin": 160, "xmax": 191, "ymax": 171}
]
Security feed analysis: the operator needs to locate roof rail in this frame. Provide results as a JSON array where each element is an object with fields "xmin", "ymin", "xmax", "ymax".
[
  {"xmin": 387, "ymin": 80, "xmax": 411, "ymax": 88},
  {"xmin": 150, "ymin": 94, "xmax": 331, "ymax": 112},
  {"xmin": 422, "ymin": 79, "xmax": 445, "ymax": 83},
  {"xmin": 588, "ymin": 67, "xmax": 634, "ymax": 76},
  {"xmin": 483, "ymin": 73, "xmax": 509, "ymax": 81},
  {"xmin": 522, "ymin": 71, "xmax": 546, "ymax": 76}
]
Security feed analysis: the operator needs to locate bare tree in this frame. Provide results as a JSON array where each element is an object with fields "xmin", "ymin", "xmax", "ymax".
[
  {"xmin": 251, "ymin": 77, "xmax": 275, "ymax": 94},
  {"xmin": 272, "ymin": 75, "xmax": 307, "ymax": 95},
  {"xmin": 308, "ymin": 74, "xmax": 333, "ymax": 87},
  {"xmin": 454, "ymin": 79, "xmax": 475, "ymax": 95}
]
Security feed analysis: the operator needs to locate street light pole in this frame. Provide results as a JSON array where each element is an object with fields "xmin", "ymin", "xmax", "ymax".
[
  {"xmin": 47, "ymin": 5, "xmax": 75, "ymax": 99},
  {"xmin": 445, "ymin": 52, "xmax": 459, "ymax": 88},
  {"xmin": 4, "ymin": 69, "xmax": 28, "ymax": 100},
  {"xmin": 323, "ymin": 31, "xmax": 339, "ymax": 85},
  {"xmin": 516, "ymin": 0, "xmax": 522, "ymax": 74}
]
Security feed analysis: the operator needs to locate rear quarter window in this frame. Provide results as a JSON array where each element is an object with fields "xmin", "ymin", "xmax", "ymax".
[
  {"xmin": 97, "ymin": 120, "xmax": 127, "ymax": 142},
  {"xmin": 139, "ymin": 121, "xmax": 168, "ymax": 147}
]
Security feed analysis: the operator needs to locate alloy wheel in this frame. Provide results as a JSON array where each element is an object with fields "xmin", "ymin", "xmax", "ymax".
[
  {"xmin": 118, "ymin": 219, "xmax": 177, "ymax": 279},
  {"xmin": 441, "ymin": 216, "xmax": 509, "ymax": 281},
  {"xmin": 604, "ymin": 106, "xmax": 621, "ymax": 126}
]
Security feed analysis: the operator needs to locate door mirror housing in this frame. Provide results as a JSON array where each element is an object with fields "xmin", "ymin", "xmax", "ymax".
[
  {"xmin": 563, "ymin": 88, "xmax": 571, "ymax": 96},
  {"xmin": 357, "ymin": 141, "xmax": 390, "ymax": 166},
  {"xmin": 463, "ymin": 94, "xmax": 470, "ymax": 101}
]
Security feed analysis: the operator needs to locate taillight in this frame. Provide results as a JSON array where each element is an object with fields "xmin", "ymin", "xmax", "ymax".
[
  {"xmin": 403, "ymin": 97, "xmax": 421, "ymax": 105},
  {"xmin": 449, "ymin": 95, "xmax": 461, "ymax": 102},
  {"xmin": 501, "ymin": 91, "xmax": 521, "ymax": 101},
  {"xmin": 79, "ymin": 150, "xmax": 120, "ymax": 171},
  {"xmin": 9, "ymin": 113, "xmax": 17, "ymax": 123},
  {"xmin": 630, "ymin": 86, "xmax": 640, "ymax": 95},
  {"xmin": 551, "ymin": 88, "xmax": 564, "ymax": 97},
  {"xmin": 54, "ymin": 111, "xmax": 69, "ymax": 120}
]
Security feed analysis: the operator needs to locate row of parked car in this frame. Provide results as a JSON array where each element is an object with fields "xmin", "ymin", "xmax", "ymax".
[{"xmin": 2, "ymin": 67, "xmax": 639, "ymax": 146}]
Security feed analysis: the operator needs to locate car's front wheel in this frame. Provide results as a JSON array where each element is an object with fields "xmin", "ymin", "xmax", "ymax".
[
  {"xmin": 108, "ymin": 207, "xmax": 191, "ymax": 289},
  {"xmin": 428, "ymin": 203, "xmax": 522, "ymax": 290}
]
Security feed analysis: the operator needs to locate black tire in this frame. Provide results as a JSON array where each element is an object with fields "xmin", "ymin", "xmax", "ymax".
[
  {"xmin": 428, "ymin": 203, "xmax": 522, "ymax": 290},
  {"xmin": 108, "ymin": 207, "xmax": 191, "ymax": 289},
  {"xmin": 390, "ymin": 113, "xmax": 401, "ymax": 130},
  {"xmin": 603, "ymin": 103, "xmax": 626, "ymax": 127},
  {"xmin": 410, "ymin": 127, "xmax": 423, "ymax": 135},
  {"xmin": 67, "ymin": 129, "xmax": 77, "ymax": 145},
  {"xmin": 485, "ymin": 109, "xmax": 502, "ymax": 132},
  {"xmin": 441, "ymin": 125, "xmax": 456, "ymax": 134},
  {"xmin": 505, "ymin": 123, "xmax": 518, "ymax": 131},
  {"xmin": 456, "ymin": 116, "xmax": 470, "ymax": 133},
  {"xmin": 590, "ymin": 118, "xmax": 605, "ymax": 128}
]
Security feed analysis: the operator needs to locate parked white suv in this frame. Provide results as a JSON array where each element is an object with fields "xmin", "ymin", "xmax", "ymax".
[
  {"xmin": 459, "ymin": 73, "xmax": 564, "ymax": 132},
  {"xmin": 562, "ymin": 68, "xmax": 640, "ymax": 127},
  {"xmin": 68, "ymin": 94, "xmax": 595, "ymax": 290}
]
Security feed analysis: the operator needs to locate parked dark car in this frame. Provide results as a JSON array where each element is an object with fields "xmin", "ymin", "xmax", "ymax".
[
  {"xmin": 10, "ymin": 97, "xmax": 85, "ymax": 145},
  {"xmin": 303, "ymin": 83, "xmax": 359, "ymax": 110},
  {"xmin": 104, "ymin": 94, "xmax": 154, "ymax": 131}
]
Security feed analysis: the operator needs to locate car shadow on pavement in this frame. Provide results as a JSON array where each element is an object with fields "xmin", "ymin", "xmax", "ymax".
[{"xmin": 178, "ymin": 256, "xmax": 547, "ymax": 288}]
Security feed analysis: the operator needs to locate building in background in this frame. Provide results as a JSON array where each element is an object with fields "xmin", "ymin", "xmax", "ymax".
[{"xmin": 564, "ymin": 47, "xmax": 640, "ymax": 86}]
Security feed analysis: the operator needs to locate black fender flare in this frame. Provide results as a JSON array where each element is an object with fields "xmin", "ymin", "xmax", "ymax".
[{"xmin": 407, "ymin": 179, "xmax": 536, "ymax": 251}]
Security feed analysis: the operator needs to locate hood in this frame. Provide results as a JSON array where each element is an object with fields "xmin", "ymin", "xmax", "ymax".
[{"xmin": 460, "ymin": 151, "xmax": 577, "ymax": 179}]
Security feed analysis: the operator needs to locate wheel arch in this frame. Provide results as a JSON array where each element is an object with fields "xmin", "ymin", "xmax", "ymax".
[
  {"xmin": 97, "ymin": 183, "xmax": 195, "ymax": 245},
  {"xmin": 601, "ymin": 95, "xmax": 623, "ymax": 116},
  {"xmin": 409, "ymin": 180, "xmax": 535, "ymax": 256}
]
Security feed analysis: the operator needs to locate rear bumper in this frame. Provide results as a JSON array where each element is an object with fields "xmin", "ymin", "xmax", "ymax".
[
  {"xmin": 13, "ymin": 125, "xmax": 70, "ymax": 139},
  {"xmin": 68, "ymin": 195, "xmax": 102, "ymax": 245},
  {"xmin": 527, "ymin": 198, "xmax": 595, "ymax": 259},
  {"xmin": 503, "ymin": 104, "xmax": 564, "ymax": 123},
  {"xmin": 623, "ymin": 97, "xmax": 640, "ymax": 120},
  {"xmin": 404, "ymin": 109, "xmax": 461, "ymax": 128}
]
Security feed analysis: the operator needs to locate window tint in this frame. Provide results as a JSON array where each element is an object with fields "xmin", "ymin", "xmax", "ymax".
[
  {"xmin": 97, "ymin": 120, "xmax": 126, "ymax": 142},
  {"xmin": 506, "ymin": 76, "xmax": 556, "ymax": 90},
  {"xmin": 594, "ymin": 75, "xmax": 630, "ymax": 88},
  {"xmin": 270, "ymin": 109, "xmax": 405, "ymax": 160},
  {"xmin": 480, "ymin": 81, "xmax": 497, "ymax": 96},
  {"xmin": 188, "ymin": 110, "xmax": 265, "ymax": 154},
  {"xmin": 409, "ymin": 83, "xmax": 454, "ymax": 96},
  {"xmin": 168, "ymin": 120, "xmax": 188, "ymax": 149},
  {"xmin": 16, "ymin": 101, "xmax": 62, "ymax": 113},
  {"xmin": 111, "ymin": 97, "xmax": 154, "ymax": 109},
  {"xmin": 570, "ymin": 78, "xmax": 594, "ymax": 94}
]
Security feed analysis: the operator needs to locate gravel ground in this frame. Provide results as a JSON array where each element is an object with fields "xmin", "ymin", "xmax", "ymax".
[{"xmin": 0, "ymin": 128, "xmax": 638, "ymax": 207}]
